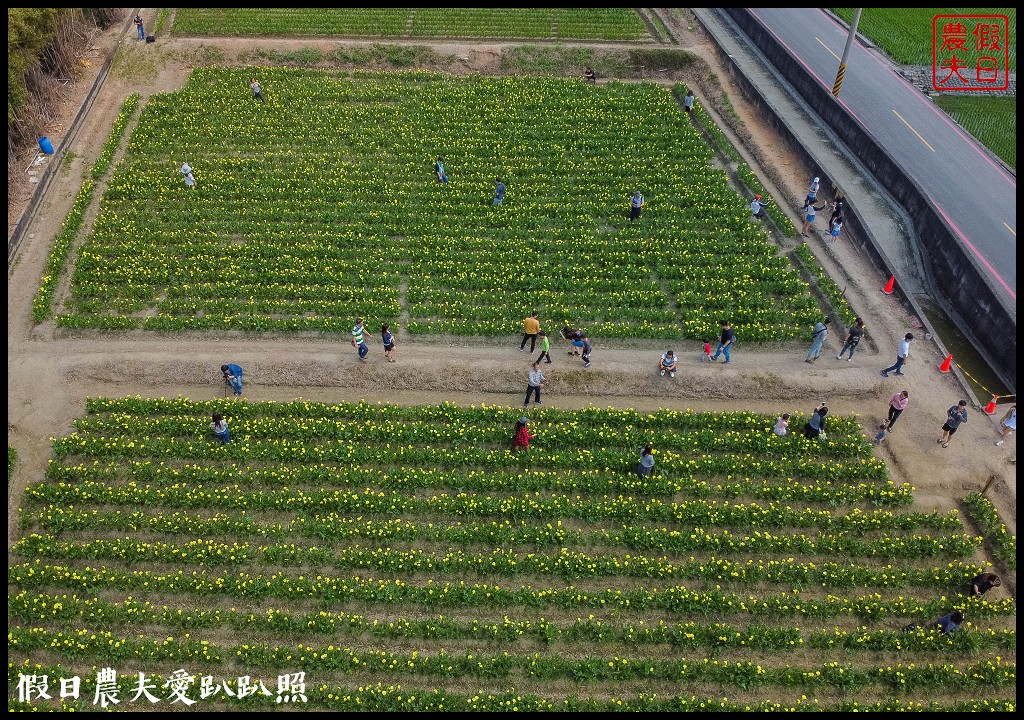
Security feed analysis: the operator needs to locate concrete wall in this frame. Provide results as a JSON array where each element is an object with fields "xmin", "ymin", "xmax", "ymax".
[{"xmin": 722, "ymin": 8, "xmax": 1016, "ymax": 392}]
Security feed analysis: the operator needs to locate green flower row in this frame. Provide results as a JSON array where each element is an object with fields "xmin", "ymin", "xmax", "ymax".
[
  {"xmin": 28, "ymin": 507, "xmax": 966, "ymax": 559},
  {"xmin": 11, "ymin": 562, "xmax": 1014, "ymax": 620},
  {"xmin": 43, "ymin": 459, "xmax": 913, "ymax": 505},
  {"xmin": 10, "ymin": 592, "xmax": 1012, "ymax": 653},
  {"xmin": 72, "ymin": 412, "xmax": 874, "ymax": 459},
  {"xmin": 12, "ymin": 534, "xmax": 985, "ymax": 587},
  {"xmin": 51, "ymin": 435, "xmax": 888, "ymax": 481},
  {"xmin": 26, "ymin": 481, "xmax": 955, "ymax": 532},
  {"xmin": 8, "ymin": 628, "xmax": 1015, "ymax": 690},
  {"xmin": 962, "ymin": 492, "xmax": 1016, "ymax": 571},
  {"xmin": 31, "ymin": 182, "xmax": 95, "ymax": 323},
  {"xmin": 90, "ymin": 94, "xmax": 139, "ymax": 180},
  {"xmin": 793, "ymin": 242, "xmax": 858, "ymax": 326},
  {"xmin": 6, "ymin": 661, "xmax": 1017, "ymax": 714}
]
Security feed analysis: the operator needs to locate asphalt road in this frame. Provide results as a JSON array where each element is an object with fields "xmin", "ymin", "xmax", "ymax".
[{"xmin": 749, "ymin": 8, "xmax": 1017, "ymax": 302}]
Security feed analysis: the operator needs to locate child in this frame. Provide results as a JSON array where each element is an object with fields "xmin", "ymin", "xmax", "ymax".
[
  {"xmin": 381, "ymin": 322, "xmax": 396, "ymax": 363},
  {"xmin": 580, "ymin": 334, "xmax": 592, "ymax": 368},
  {"xmin": 434, "ymin": 156, "xmax": 448, "ymax": 183},
  {"xmin": 637, "ymin": 444, "xmax": 655, "ymax": 477},
  {"xmin": 874, "ymin": 422, "xmax": 888, "ymax": 446},
  {"xmin": 700, "ymin": 339, "xmax": 712, "ymax": 363},
  {"xmin": 512, "ymin": 417, "xmax": 534, "ymax": 451},
  {"xmin": 535, "ymin": 331, "xmax": 551, "ymax": 364},
  {"xmin": 830, "ymin": 218, "xmax": 843, "ymax": 241},
  {"xmin": 773, "ymin": 413, "xmax": 790, "ymax": 436},
  {"xmin": 210, "ymin": 412, "xmax": 230, "ymax": 444}
]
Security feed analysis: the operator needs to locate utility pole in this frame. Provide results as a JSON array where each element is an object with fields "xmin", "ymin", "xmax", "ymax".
[{"xmin": 833, "ymin": 8, "xmax": 863, "ymax": 97}]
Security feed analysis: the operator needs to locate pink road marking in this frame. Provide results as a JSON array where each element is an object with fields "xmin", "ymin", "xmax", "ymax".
[{"xmin": 934, "ymin": 202, "xmax": 1016, "ymax": 299}]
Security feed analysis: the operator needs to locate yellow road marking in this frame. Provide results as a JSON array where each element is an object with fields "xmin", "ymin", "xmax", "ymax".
[
  {"xmin": 815, "ymin": 37, "xmax": 840, "ymax": 61},
  {"xmin": 892, "ymin": 110, "xmax": 935, "ymax": 152},
  {"xmin": 1005, "ymin": 223, "xmax": 1016, "ymax": 236}
]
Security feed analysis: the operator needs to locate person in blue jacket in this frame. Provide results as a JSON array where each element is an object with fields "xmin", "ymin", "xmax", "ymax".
[{"xmin": 221, "ymin": 363, "xmax": 244, "ymax": 396}]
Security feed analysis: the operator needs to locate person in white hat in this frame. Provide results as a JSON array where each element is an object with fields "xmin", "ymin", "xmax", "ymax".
[{"xmin": 801, "ymin": 176, "xmax": 820, "ymax": 209}]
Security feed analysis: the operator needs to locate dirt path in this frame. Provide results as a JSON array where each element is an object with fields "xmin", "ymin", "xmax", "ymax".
[{"xmin": 7, "ymin": 10, "xmax": 1017, "ymax": 551}]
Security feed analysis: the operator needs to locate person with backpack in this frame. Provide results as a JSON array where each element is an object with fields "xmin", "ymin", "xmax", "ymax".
[
  {"xmin": 836, "ymin": 318, "xmax": 865, "ymax": 361},
  {"xmin": 805, "ymin": 318, "xmax": 829, "ymax": 363},
  {"xmin": 802, "ymin": 402, "xmax": 828, "ymax": 440}
]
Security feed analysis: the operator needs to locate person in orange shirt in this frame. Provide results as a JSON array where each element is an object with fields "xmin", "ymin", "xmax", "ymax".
[{"xmin": 520, "ymin": 310, "xmax": 540, "ymax": 353}]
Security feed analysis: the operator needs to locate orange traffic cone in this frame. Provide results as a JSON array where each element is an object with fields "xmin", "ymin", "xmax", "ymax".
[
  {"xmin": 938, "ymin": 354, "xmax": 953, "ymax": 373},
  {"xmin": 882, "ymin": 276, "xmax": 895, "ymax": 294},
  {"xmin": 984, "ymin": 396, "xmax": 998, "ymax": 414}
]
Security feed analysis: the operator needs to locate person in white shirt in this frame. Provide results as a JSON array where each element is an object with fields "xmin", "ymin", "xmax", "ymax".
[
  {"xmin": 524, "ymin": 362, "xmax": 546, "ymax": 408},
  {"xmin": 659, "ymin": 350, "xmax": 677, "ymax": 378},
  {"xmin": 881, "ymin": 333, "xmax": 914, "ymax": 377},
  {"xmin": 773, "ymin": 414, "xmax": 790, "ymax": 436}
]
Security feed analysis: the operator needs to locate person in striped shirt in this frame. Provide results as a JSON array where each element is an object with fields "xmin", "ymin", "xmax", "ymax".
[{"xmin": 351, "ymin": 317, "xmax": 369, "ymax": 361}]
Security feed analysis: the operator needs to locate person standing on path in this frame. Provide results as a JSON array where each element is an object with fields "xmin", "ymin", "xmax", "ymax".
[
  {"xmin": 801, "ymin": 176, "xmax": 820, "ymax": 210},
  {"xmin": 251, "ymin": 78, "xmax": 264, "ymax": 102},
  {"xmin": 134, "ymin": 14, "xmax": 145, "ymax": 41},
  {"xmin": 381, "ymin": 322, "xmax": 396, "ymax": 363},
  {"xmin": 683, "ymin": 88, "xmax": 695, "ymax": 113},
  {"xmin": 535, "ymin": 331, "xmax": 551, "ymax": 365},
  {"xmin": 836, "ymin": 317, "xmax": 865, "ymax": 361},
  {"xmin": 221, "ymin": 363, "xmax": 244, "ymax": 396},
  {"xmin": 434, "ymin": 156, "xmax": 448, "ymax": 183},
  {"xmin": 805, "ymin": 318, "xmax": 829, "ymax": 363},
  {"xmin": 181, "ymin": 163, "xmax": 196, "ymax": 190},
  {"xmin": 659, "ymin": 350, "xmax": 677, "ymax": 378},
  {"xmin": 881, "ymin": 333, "xmax": 914, "ymax": 377},
  {"xmin": 886, "ymin": 390, "xmax": 909, "ymax": 430},
  {"xmin": 711, "ymin": 320, "xmax": 736, "ymax": 363},
  {"xmin": 210, "ymin": 412, "xmax": 230, "ymax": 444},
  {"xmin": 700, "ymin": 339, "xmax": 712, "ymax": 363},
  {"xmin": 800, "ymin": 200, "xmax": 829, "ymax": 237},
  {"xmin": 938, "ymin": 400, "xmax": 968, "ymax": 448},
  {"xmin": 996, "ymin": 404, "xmax": 1015, "ymax": 446},
  {"xmin": 628, "ymin": 191, "xmax": 645, "ymax": 221},
  {"xmin": 520, "ymin": 310, "xmax": 540, "ymax": 353},
  {"xmin": 351, "ymin": 317, "xmax": 369, "ymax": 361},
  {"xmin": 829, "ymin": 199, "xmax": 844, "ymax": 227},
  {"xmin": 637, "ymin": 444, "xmax": 655, "ymax": 477},
  {"xmin": 493, "ymin": 177, "xmax": 505, "ymax": 206},
  {"xmin": 524, "ymin": 362, "xmax": 546, "ymax": 408},
  {"xmin": 580, "ymin": 334, "xmax": 593, "ymax": 368}
]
